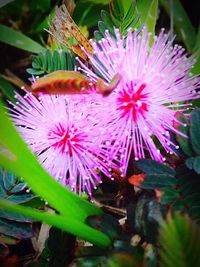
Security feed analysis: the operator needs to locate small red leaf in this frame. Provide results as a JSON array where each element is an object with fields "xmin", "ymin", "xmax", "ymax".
[{"xmin": 128, "ymin": 173, "xmax": 145, "ymax": 186}]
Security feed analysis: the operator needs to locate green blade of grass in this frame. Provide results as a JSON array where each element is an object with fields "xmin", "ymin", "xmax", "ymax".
[
  {"xmin": 136, "ymin": 0, "xmax": 154, "ymax": 24},
  {"xmin": 0, "ymin": 24, "xmax": 45, "ymax": 53},
  {"xmin": 145, "ymin": 0, "xmax": 158, "ymax": 45},
  {"xmin": 0, "ymin": 76, "xmax": 16, "ymax": 102},
  {"xmin": 160, "ymin": 0, "xmax": 196, "ymax": 52},
  {"xmin": 0, "ymin": 199, "xmax": 111, "ymax": 248},
  {"xmin": 136, "ymin": 0, "xmax": 158, "ymax": 45}
]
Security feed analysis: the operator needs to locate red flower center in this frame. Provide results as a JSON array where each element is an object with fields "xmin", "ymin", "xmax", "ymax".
[
  {"xmin": 48, "ymin": 123, "xmax": 86, "ymax": 155},
  {"xmin": 117, "ymin": 83, "xmax": 148, "ymax": 121}
]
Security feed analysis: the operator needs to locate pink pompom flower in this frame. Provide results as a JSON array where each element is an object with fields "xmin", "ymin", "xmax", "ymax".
[
  {"xmin": 9, "ymin": 92, "xmax": 113, "ymax": 195},
  {"xmin": 79, "ymin": 27, "xmax": 200, "ymax": 176}
]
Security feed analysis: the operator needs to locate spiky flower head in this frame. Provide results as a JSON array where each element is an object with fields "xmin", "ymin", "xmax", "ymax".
[
  {"xmin": 79, "ymin": 27, "xmax": 200, "ymax": 176},
  {"xmin": 9, "ymin": 92, "xmax": 113, "ymax": 195}
]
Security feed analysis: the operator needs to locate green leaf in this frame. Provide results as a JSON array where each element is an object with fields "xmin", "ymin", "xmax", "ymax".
[
  {"xmin": 136, "ymin": 0, "xmax": 153, "ymax": 24},
  {"xmin": 110, "ymin": 0, "xmax": 124, "ymax": 21},
  {"xmin": 190, "ymin": 109, "xmax": 200, "ymax": 155},
  {"xmin": 0, "ymin": 217, "xmax": 33, "ymax": 239},
  {"xmin": 193, "ymin": 24, "xmax": 200, "ymax": 53},
  {"xmin": 107, "ymin": 252, "xmax": 140, "ymax": 267},
  {"xmin": 0, "ymin": 169, "xmax": 35, "ymax": 204},
  {"xmin": 140, "ymin": 174, "xmax": 176, "ymax": 190},
  {"xmin": 96, "ymin": 0, "xmax": 139, "ymax": 39},
  {"xmin": 143, "ymin": 0, "xmax": 158, "ymax": 45},
  {"xmin": 73, "ymin": 2, "xmax": 105, "ymax": 29},
  {"xmin": 176, "ymin": 165, "xmax": 200, "ymax": 224},
  {"xmin": 62, "ymin": 51, "xmax": 68, "ymax": 70},
  {"xmin": 0, "ymin": 0, "xmax": 14, "ymax": 8},
  {"xmin": 0, "ymin": 209, "xmax": 34, "ymax": 222},
  {"xmin": 0, "ymin": 76, "xmax": 16, "ymax": 103},
  {"xmin": 88, "ymin": 214, "xmax": 120, "ymax": 241},
  {"xmin": 0, "ymin": 24, "xmax": 45, "ymax": 53},
  {"xmin": 48, "ymin": 228, "xmax": 76, "ymax": 267},
  {"xmin": 193, "ymin": 156, "xmax": 200, "ymax": 174},
  {"xmin": 174, "ymin": 112, "xmax": 194, "ymax": 157},
  {"xmin": 135, "ymin": 159, "xmax": 176, "ymax": 176},
  {"xmin": 98, "ymin": 21, "xmax": 107, "ymax": 36},
  {"xmin": 0, "ymin": 101, "xmax": 111, "ymax": 247},
  {"xmin": 185, "ymin": 157, "xmax": 195, "ymax": 170},
  {"xmin": 82, "ymin": 0, "xmax": 110, "ymax": 4},
  {"xmin": 0, "ymin": 199, "xmax": 111, "ymax": 247},
  {"xmin": 159, "ymin": 214, "xmax": 200, "ymax": 267},
  {"xmin": 161, "ymin": 188, "xmax": 179, "ymax": 205},
  {"xmin": 101, "ymin": 10, "xmax": 115, "ymax": 35},
  {"xmin": 52, "ymin": 50, "xmax": 60, "ymax": 71},
  {"xmin": 160, "ymin": 0, "xmax": 196, "ymax": 52},
  {"xmin": 27, "ymin": 49, "xmax": 76, "ymax": 77},
  {"xmin": 46, "ymin": 50, "xmax": 53, "ymax": 73},
  {"xmin": 192, "ymin": 55, "xmax": 200, "ymax": 75},
  {"xmin": 134, "ymin": 193, "xmax": 162, "ymax": 243}
]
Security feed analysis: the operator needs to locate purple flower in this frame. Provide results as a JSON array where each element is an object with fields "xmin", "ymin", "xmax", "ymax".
[
  {"xmin": 79, "ymin": 28, "xmax": 200, "ymax": 175},
  {"xmin": 9, "ymin": 93, "xmax": 113, "ymax": 195}
]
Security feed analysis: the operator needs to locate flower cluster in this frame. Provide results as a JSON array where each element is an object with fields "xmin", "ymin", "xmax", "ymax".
[
  {"xmin": 79, "ymin": 28, "xmax": 200, "ymax": 175},
  {"xmin": 9, "ymin": 93, "xmax": 113, "ymax": 195},
  {"xmin": 10, "ymin": 28, "xmax": 200, "ymax": 194}
]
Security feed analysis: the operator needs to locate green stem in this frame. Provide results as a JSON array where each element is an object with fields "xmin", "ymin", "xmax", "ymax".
[{"xmin": 0, "ymin": 199, "xmax": 111, "ymax": 248}]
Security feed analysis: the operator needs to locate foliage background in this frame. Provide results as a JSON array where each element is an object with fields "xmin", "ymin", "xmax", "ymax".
[{"xmin": 0, "ymin": 0, "xmax": 200, "ymax": 266}]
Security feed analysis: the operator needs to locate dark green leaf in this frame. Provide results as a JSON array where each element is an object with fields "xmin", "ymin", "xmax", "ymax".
[
  {"xmin": 48, "ymin": 227, "xmax": 76, "ymax": 267},
  {"xmin": 0, "ymin": 210, "xmax": 34, "ymax": 222},
  {"xmin": 26, "ymin": 68, "xmax": 45, "ymax": 75},
  {"xmin": 0, "ymin": 218, "xmax": 33, "ymax": 239},
  {"xmin": 1, "ymin": 168, "xmax": 16, "ymax": 190},
  {"xmin": 174, "ymin": 112, "xmax": 194, "ymax": 156},
  {"xmin": 0, "ymin": 169, "xmax": 35, "ymax": 204},
  {"xmin": 135, "ymin": 159, "xmax": 176, "ymax": 176},
  {"xmin": 0, "ymin": 0, "xmax": 14, "ymax": 8},
  {"xmin": 8, "ymin": 193, "xmax": 35, "ymax": 204},
  {"xmin": 140, "ymin": 174, "xmax": 176, "ymax": 190},
  {"xmin": 190, "ymin": 109, "xmax": 200, "ymax": 155},
  {"xmin": 143, "ymin": 198, "xmax": 162, "ymax": 243},
  {"xmin": 171, "ymin": 199, "xmax": 185, "ymax": 213},
  {"xmin": 88, "ymin": 214, "xmax": 120, "ymax": 241},
  {"xmin": 101, "ymin": 10, "xmax": 115, "ymax": 35},
  {"xmin": 98, "ymin": 21, "xmax": 107, "ymax": 36},
  {"xmin": 161, "ymin": 188, "xmax": 179, "ymax": 204},
  {"xmin": 185, "ymin": 157, "xmax": 195, "ymax": 170},
  {"xmin": 23, "ymin": 197, "xmax": 45, "ymax": 208},
  {"xmin": 134, "ymin": 193, "xmax": 162, "ymax": 243},
  {"xmin": 177, "ymin": 165, "xmax": 200, "ymax": 224},
  {"xmin": 94, "ymin": 30, "xmax": 103, "ymax": 41},
  {"xmin": 193, "ymin": 156, "xmax": 200, "ymax": 174}
]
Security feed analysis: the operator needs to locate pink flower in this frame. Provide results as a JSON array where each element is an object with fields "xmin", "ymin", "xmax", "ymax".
[
  {"xmin": 9, "ymin": 93, "xmax": 113, "ymax": 195},
  {"xmin": 79, "ymin": 28, "xmax": 200, "ymax": 175}
]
